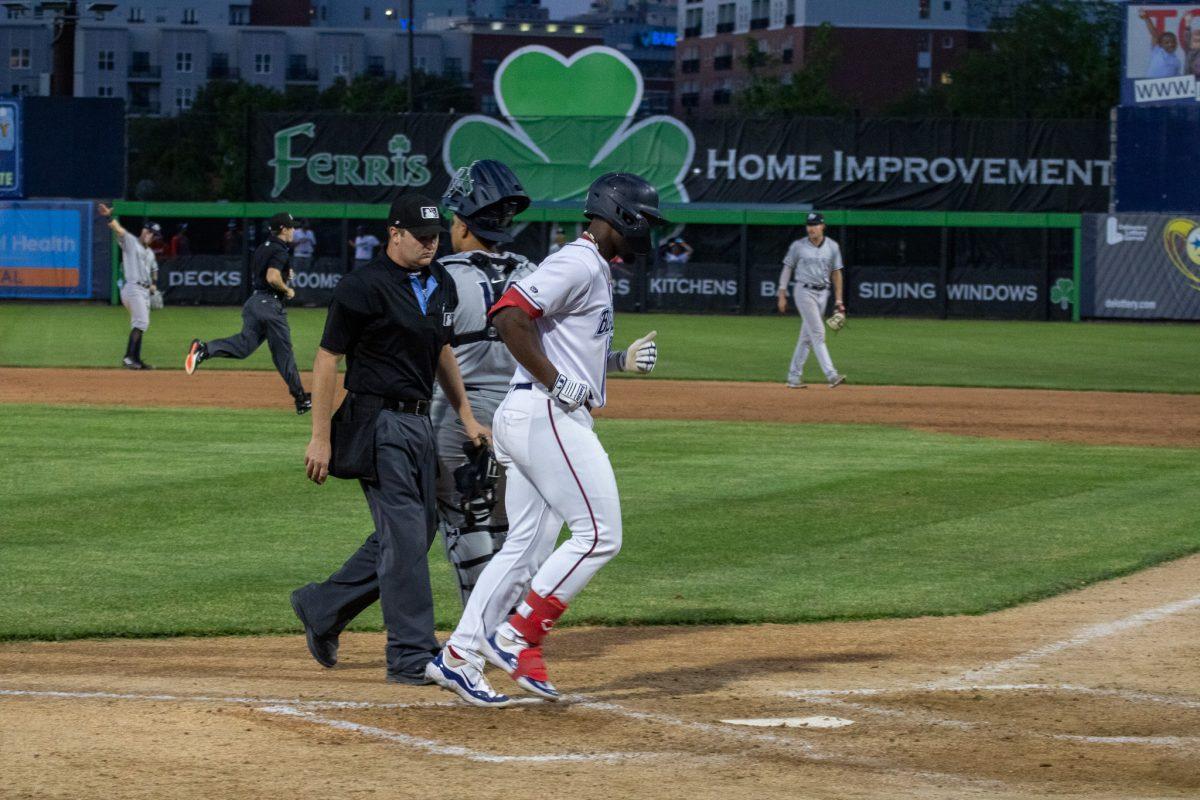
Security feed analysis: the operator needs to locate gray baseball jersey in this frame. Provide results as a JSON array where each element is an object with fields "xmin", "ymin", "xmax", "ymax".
[
  {"xmin": 436, "ymin": 249, "xmax": 537, "ymax": 391},
  {"xmin": 778, "ymin": 236, "xmax": 843, "ymax": 290},
  {"xmin": 120, "ymin": 232, "xmax": 158, "ymax": 286}
]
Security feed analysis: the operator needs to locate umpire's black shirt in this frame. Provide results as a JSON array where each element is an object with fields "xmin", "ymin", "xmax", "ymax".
[
  {"xmin": 252, "ymin": 236, "xmax": 292, "ymax": 299},
  {"xmin": 320, "ymin": 252, "xmax": 457, "ymax": 401}
]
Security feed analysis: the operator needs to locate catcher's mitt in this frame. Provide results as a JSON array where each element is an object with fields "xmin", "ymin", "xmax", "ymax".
[
  {"xmin": 826, "ymin": 311, "xmax": 846, "ymax": 332},
  {"xmin": 454, "ymin": 439, "xmax": 500, "ymax": 517}
]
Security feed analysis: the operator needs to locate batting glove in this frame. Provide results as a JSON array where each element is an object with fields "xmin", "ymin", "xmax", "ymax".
[
  {"xmin": 623, "ymin": 330, "xmax": 658, "ymax": 374},
  {"xmin": 551, "ymin": 373, "xmax": 592, "ymax": 412}
]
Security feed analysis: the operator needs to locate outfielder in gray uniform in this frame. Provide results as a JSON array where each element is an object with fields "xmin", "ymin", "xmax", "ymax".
[
  {"xmin": 777, "ymin": 211, "xmax": 847, "ymax": 389},
  {"xmin": 434, "ymin": 159, "xmax": 541, "ymax": 607},
  {"xmin": 99, "ymin": 203, "xmax": 161, "ymax": 370}
]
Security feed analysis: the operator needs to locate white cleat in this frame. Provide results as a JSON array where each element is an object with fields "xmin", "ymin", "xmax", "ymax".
[{"xmin": 425, "ymin": 649, "xmax": 513, "ymax": 708}]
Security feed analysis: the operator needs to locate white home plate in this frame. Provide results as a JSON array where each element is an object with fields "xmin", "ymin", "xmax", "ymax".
[{"xmin": 721, "ymin": 716, "xmax": 854, "ymax": 729}]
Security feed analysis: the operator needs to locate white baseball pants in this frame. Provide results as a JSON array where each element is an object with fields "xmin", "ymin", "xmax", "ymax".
[
  {"xmin": 445, "ymin": 386, "xmax": 622, "ymax": 662},
  {"xmin": 788, "ymin": 286, "xmax": 838, "ymax": 383}
]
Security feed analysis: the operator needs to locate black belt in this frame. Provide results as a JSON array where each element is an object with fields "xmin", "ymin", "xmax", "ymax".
[
  {"xmin": 452, "ymin": 327, "xmax": 500, "ymax": 347},
  {"xmin": 800, "ymin": 283, "xmax": 829, "ymax": 290},
  {"xmin": 380, "ymin": 397, "xmax": 431, "ymax": 415}
]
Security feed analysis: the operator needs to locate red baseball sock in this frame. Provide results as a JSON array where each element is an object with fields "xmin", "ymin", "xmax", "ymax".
[{"xmin": 508, "ymin": 590, "xmax": 566, "ymax": 646}]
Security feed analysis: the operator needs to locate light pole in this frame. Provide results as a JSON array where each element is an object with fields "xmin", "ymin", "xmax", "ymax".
[
  {"xmin": 408, "ymin": 0, "xmax": 416, "ymax": 112},
  {"xmin": 2, "ymin": 1, "xmax": 117, "ymax": 96}
]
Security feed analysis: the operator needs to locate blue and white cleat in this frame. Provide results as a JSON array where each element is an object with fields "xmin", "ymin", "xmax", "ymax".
[
  {"xmin": 484, "ymin": 630, "xmax": 560, "ymax": 701},
  {"xmin": 425, "ymin": 648, "xmax": 513, "ymax": 708}
]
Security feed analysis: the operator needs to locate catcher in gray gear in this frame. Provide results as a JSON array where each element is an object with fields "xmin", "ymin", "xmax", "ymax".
[{"xmin": 433, "ymin": 159, "xmax": 538, "ymax": 606}]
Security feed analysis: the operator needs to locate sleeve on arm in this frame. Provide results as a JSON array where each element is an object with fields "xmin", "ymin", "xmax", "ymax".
[
  {"xmin": 489, "ymin": 257, "xmax": 583, "ymax": 320},
  {"xmin": 831, "ymin": 241, "xmax": 844, "ymax": 271},
  {"xmin": 121, "ymin": 232, "xmax": 137, "ymax": 252},
  {"xmin": 778, "ymin": 243, "xmax": 796, "ymax": 289},
  {"xmin": 320, "ymin": 276, "xmax": 372, "ymax": 355}
]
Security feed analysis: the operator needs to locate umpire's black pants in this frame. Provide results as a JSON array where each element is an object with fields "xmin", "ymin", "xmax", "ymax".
[
  {"xmin": 208, "ymin": 291, "xmax": 305, "ymax": 399},
  {"xmin": 293, "ymin": 410, "xmax": 441, "ymax": 678}
]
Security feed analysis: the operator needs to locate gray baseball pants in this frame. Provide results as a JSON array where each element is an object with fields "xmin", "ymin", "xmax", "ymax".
[
  {"xmin": 788, "ymin": 286, "xmax": 840, "ymax": 383},
  {"xmin": 207, "ymin": 292, "xmax": 305, "ymax": 398},
  {"xmin": 291, "ymin": 410, "xmax": 441, "ymax": 678}
]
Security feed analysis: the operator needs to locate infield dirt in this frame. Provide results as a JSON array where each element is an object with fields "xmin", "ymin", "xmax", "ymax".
[{"xmin": 2, "ymin": 368, "xmax": 1198, "ymax": 798}]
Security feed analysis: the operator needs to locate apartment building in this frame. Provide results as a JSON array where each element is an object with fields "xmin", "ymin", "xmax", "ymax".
[{"xmin": 675, "ymin": 0, "xmax": 1030, "ymax": 115}]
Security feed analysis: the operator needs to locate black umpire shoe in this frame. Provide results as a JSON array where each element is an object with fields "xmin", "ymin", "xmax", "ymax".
[
  {"xmin": 290, "ymin": 588, "xmax": 338, "ymax": 668},
  {"xmin": 386, "ymin": 670, "xmax": 435, "ymax": 686},
  {"xmin": 294, "ymin": 392, "xmax": 313, "ymax": 415}
]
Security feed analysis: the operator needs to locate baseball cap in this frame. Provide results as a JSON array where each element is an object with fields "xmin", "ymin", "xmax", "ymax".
[
  {"xmin": 145, "ymin": 222, "xmax": 162, "ymax": 236},
  {"xmin": 388, "ymin": 193, "xmax": 444, "ymax": 237},
  {"xmin": 806, "ymin": 212, "xmax": 825, "ymax": 225},
  {"xmin": 268, "ymin": 212, "xmax": 296, "ymax": 231}
]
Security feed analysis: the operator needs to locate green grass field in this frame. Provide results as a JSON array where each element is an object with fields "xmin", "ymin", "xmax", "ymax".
[
  {"xmin": 2, "ymin": 404, "xmax": 1197, "ymax": 640},
  {"xmin": 2, "ymin": 302, "xmax": 1198, "ymax": 392}
]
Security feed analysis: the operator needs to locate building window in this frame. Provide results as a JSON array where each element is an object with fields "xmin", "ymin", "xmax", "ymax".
[
  {"xmin": 482, "ymin": 58, "xmax": 499, "ymax": 79},
  {"xmin": 716, "ymin": 2, "xmax": 735, "ymax": 33},
  {"xmin": 713, "ymin": 42, "xmax": 732, "ymax": 70},
  {"xmin": 941, "ymin": 34, "xmax": 954, "ymax": 49},
  {"xmin": 444, "ymin": 56, "xmax": 462, "ymax": 77},
  {"xmin": 176, "ymin": 52, "xmax": 193, "ymax": 73},
  {"xmin": 9, "ymin": 48, "xmax": 30, "ymax": 70},
  {"xmin": 6, "ymin": 7, "xmax": 21, "ymax": 18},
  {"xmin": 363, "ymin": 5, "xmax": 371, "ymax": 20},
  {"xmin": 750, "ymin": 0, "xmax": 769, "ymax": 29},
  {"xmin": 128, "ymin": 5, "xmax": 144, "ymax": 22},
  {"xmin": 919, "ymin": 0, "xmax": 930, "ymax": 19},
  {"xmin": 481, "ymin": 94, "xmax": 498, "ymax": 114},
  {"xmin": 944, "ymin": 1, "xmax": 951, "ymax": 9},
  {"xmin": 175, "ymin": 86, "xmax": 194, "ymax": 111},
  {"xmin": 229, "ymin": 4, "xmax": 249, "ymax": 25},
  {"xmin": 98, "ymin": 50, "xmax": 115, "ymax": 71},
  {"xmin": 320, "ymin": 4, "xmax": 327, "ymax": 20},
  {"xmin": 210, "ymin": 52, "xmax": 230, "ymax": 78},
  {"xmin": 415, "ymin": 55, "xmax": 427, "ymax": 71},
  {"xmin": 333, "ymin": 53, "xmax": 349, "ymax": 76},
  {"xmin": 182, "ymin": 8, "xmax": 197, "ymax": 24},
  {"xmin": 254, "ymin": 53, "xmax": 272, "ymax": 74},
  {"xmin": 683, "ymin": 8, "xmax": 702, "ymax": 37},
  {"xmin": 97, "ymin": 85, "xmax": 114, "ymax": 97}
]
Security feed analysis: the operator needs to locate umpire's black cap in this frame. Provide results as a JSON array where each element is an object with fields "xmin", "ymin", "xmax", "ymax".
[
  {"xmin": 268, "ymin": 212, "xmax": 296, "ymax": 232},
  {"xmin": 806, "ymin": 212, "xmax": 825, "ymax": 226},
  {"xmin": 388, "ymin": 193, "xmax": 445, "ymax": 237}
]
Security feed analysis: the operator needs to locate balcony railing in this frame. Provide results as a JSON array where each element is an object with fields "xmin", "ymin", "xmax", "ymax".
[
  {"xmin": 208, "ymin": 65, "xmax": 239, "ymax": 79},
  {"xmin": 785, "ymin": 13, "xmax": 794, "ymax": 25},
  {"xmin": 286, "ymin": 66, "xmax": 318, "ymax": 81},
  {"xmin": 750, "ymin": 17, "xmax": 769, "ymax": 29},
  {"xmin": 128, "ymin": 64, "xmax": 161, "ymax": 80},
  {"xmin": 683, "ymin": 25, "xmax": 701, "ymax": 37},
  {"xmin": 365, "ymin": 65, "xmax": 394, "ymax": 79},
  {"xmin": 712, "ymin": 89, "xmax": 732, "ymax": 105},
  {"xmin": 127, "ymin": 100, "xmax": 161, "ymax": 114},
  {"xmin": 716, "ymin": 21, "xmax": 734, "ymax": 33},
  {"xmin": 713, "ymin": 55, "xmax": 732, "ymax": 70},
  {"xmin": 680, "ymin": 59, "xmax": 699, "ymax": 74}
]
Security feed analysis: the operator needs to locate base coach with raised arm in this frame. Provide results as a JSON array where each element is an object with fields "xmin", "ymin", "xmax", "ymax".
[{"xmin": 290, "ymin": 193, "xmax": 489, "ymax": 685}]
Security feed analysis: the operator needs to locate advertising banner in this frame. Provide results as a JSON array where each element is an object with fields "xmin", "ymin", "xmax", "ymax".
[
  {"xmin": 641, "ymin": 262, "xmax": 742, "ymax": 313},
  {"xmin": 1122, "ymin": 4, "xmax": 1200, "ymax": 106},
  {"xmin": 158, "ymin": 255, "xmax": 246, "ymax": 305},
  {"xmin": 847, "ymin": 266, "xmax": 943, "ymax": 317},
  {"xmin": 0, "ymin": 98, "xmax": 21, "ymax": 199},
  {"xmin": 0, "ymin": 201, "xmax": 92, "ymax": 299},
  {"xmin": 251, "ymin": 47, "xmax": 1109, "ymax": 213},
  {"xmin": 1089, "ymin": 213, "xmax": 1200, "ymax": 320}
]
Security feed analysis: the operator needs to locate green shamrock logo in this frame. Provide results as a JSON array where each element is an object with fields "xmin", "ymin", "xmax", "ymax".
[
  {"xmin": 443, "ymin": 46, "xmax": 694, "ymax": 205},
  {"xmin": 1050, "ymin": 278, "xmax": 1075, "ymax": 310}
]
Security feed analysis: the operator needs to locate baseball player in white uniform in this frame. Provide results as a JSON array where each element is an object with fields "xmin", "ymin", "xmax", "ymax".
[
  {"xmin": 99, "ymin": 203, "xmax": 161, "ymax": 370},
  {"xmin": 432, "ymin": 159, "xmax": 540, "ymax": 606},
  {"xmin": 426, "ymin": 173, "xmax": 662, "ymax": 707},
  {"xmin": 777, "ymin": 212, "xmax": 846, "ymax": 388}
]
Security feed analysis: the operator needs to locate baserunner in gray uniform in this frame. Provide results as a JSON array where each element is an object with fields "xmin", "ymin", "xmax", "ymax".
[
  {"xmin": 99, "ymin": 203, "xmax": 161, "ymax": 370},
  {"xmin": 434, "ymin": 159, "xmax": 541, "ymax": 605},
  {"xmin": 776, "ymin": 211, "xmax": 847, "ymax": 388}
]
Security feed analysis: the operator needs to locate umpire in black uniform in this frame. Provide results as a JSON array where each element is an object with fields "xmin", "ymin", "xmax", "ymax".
[
  {"xmin": 290, "ymin": 194, "xmax": 489, "ymax": 685},
  {"xmin": 184, "ymin": 212, "xmax": 312, "ymax": 414}
]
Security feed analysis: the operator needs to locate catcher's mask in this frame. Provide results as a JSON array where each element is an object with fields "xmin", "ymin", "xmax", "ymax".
[{"xmin": 442, "ymin": 159, "xmax": 531, "ymax": 245}]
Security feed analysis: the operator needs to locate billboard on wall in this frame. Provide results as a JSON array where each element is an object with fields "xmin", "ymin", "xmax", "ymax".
[
  {"xmin": 0, "ymin": 98, "xmax": 22, "ymax": 199},
  {"xmin": 1122, "ymin": 4, "xmax": 1200, "ymax": 106},
  {"xmin": 1087, "ymin": 213, "xmax": 1200, "ymax": 319},
  {"xmin": 0, "ymin": 201, "xmax": 92, "ymax": 299},
  {"xmin": 252, "ymin": 47, "xmax": 1110, "ymax": 213}
]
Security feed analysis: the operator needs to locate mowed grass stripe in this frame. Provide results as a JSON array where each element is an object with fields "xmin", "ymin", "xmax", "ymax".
[
  {"xmin": 1, "ymin": 303, "xmax": 1198, "ymax": 393},
  {"xmin": 2, "ymin": 405, "xmax": 1198, "ymax": 639}
]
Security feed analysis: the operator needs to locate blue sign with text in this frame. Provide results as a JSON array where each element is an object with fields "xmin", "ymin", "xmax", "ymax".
[
  {"xmin": 0, "ymin": 98, "xmax": 22, "ymax": 198},
  {"xmin": 0, "ymin": 201, "xmax": 93, "ymax": 299}
]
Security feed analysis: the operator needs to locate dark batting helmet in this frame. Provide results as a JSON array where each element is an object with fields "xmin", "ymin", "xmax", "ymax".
[
  {"xmin": 583, "ymin": 172, "xmax": 667, "ymax": 255},
  {"xmin": 442, "ymin": 159, "xmax": 531, "ymax": 244}
]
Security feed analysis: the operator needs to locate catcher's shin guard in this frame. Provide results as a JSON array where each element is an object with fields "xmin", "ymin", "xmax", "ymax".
[{"xmin": 441, "ymin": 513, "xmax": 508, "ymax": 606}]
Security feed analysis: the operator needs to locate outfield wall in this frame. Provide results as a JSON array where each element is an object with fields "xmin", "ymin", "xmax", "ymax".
[{"xmin": 111, "ymin": 201, "xmax": 1084, "ymax": 322}]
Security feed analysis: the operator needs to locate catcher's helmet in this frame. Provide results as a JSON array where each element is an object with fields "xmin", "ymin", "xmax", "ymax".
[
  {"xmin": 583, "ymin": 172, "xmax": 667, "ymax": 255},
  {"xmin": 442, "ymin": 159, "xmax": 531, "ymax": 244}
]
